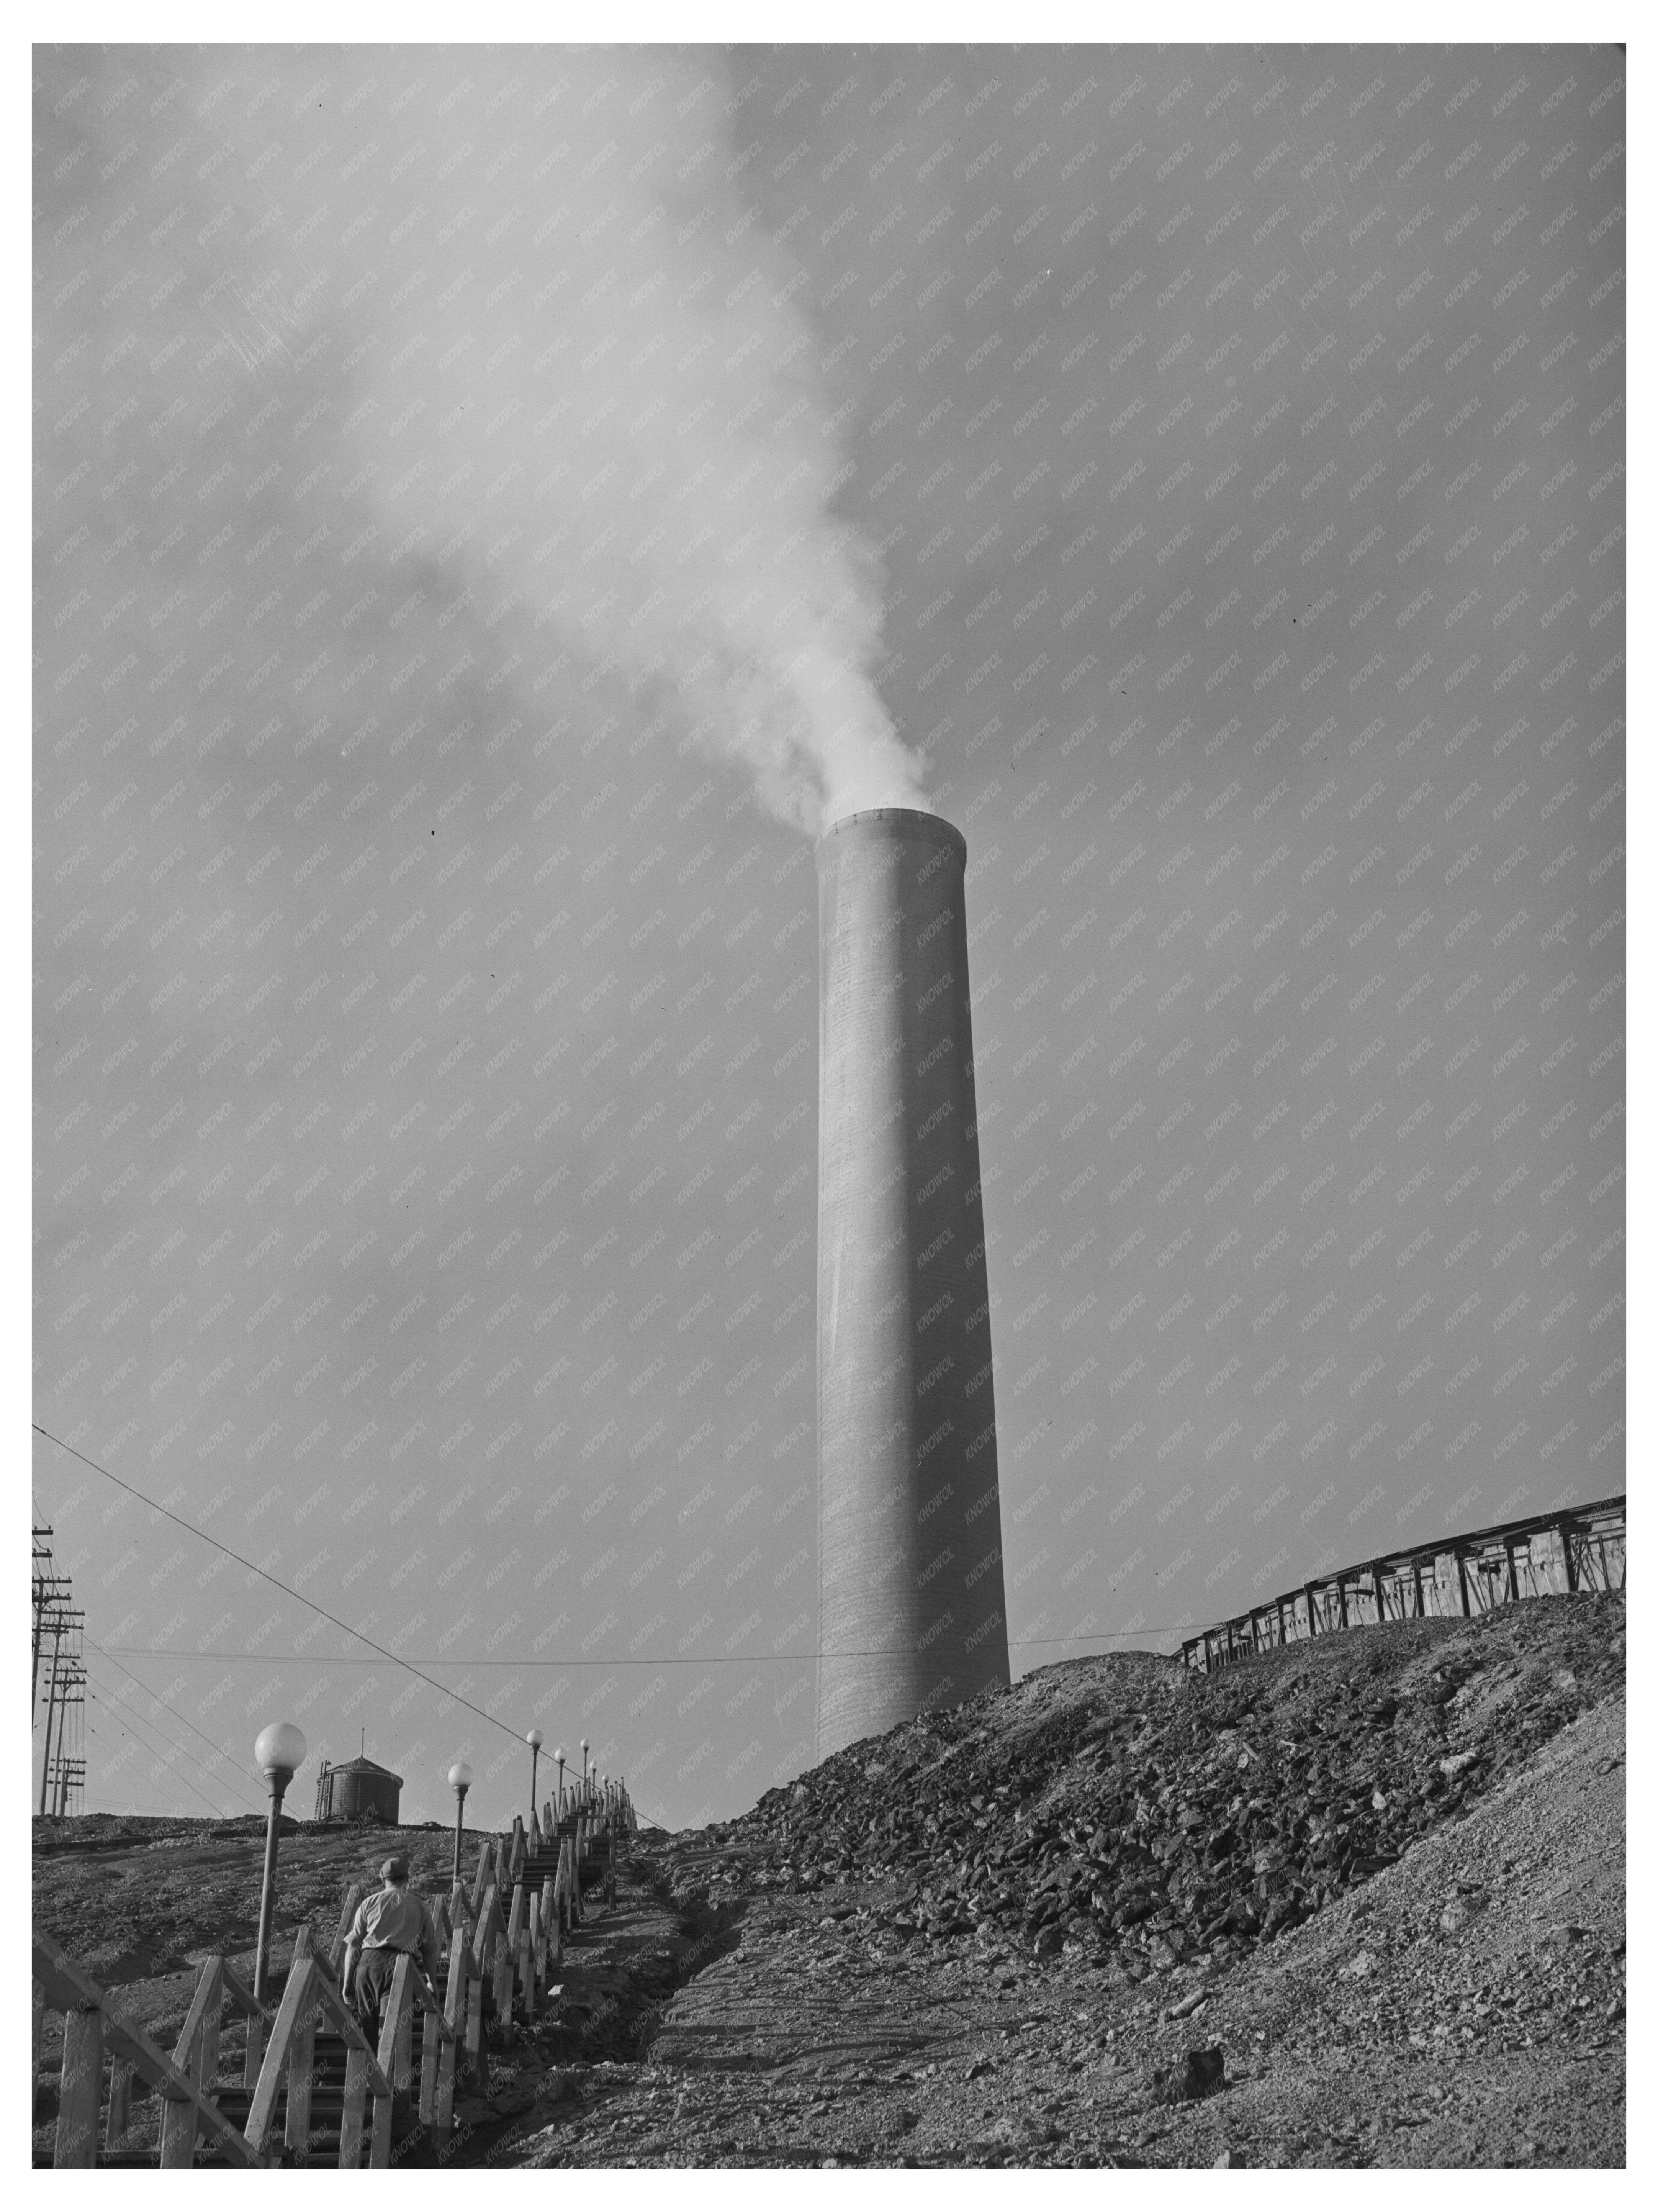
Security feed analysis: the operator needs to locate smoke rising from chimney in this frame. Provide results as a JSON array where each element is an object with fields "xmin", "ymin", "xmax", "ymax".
[{"xmin": 162, "ymin": 47, "xmax": 931, "ymax": 838}]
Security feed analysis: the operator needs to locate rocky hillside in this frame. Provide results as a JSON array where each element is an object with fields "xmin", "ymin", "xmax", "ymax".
[
  {"xmin": 32, "ymin": 1591, "xmax": 1624, "ymax": 2170},
  {"xmin": 665, "ymin": 1591, "xmax": 1625, "ymax": 1981}
]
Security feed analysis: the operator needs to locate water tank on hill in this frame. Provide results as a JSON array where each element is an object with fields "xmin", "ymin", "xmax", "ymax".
[{"xmin": 313, "ymin": 1753, "xmax": 403, "ymax": 1825}]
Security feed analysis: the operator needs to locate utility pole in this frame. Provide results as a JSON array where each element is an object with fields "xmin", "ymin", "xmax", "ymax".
[
  {"xmin": 31, "ymin": 1522, "xmax": 68, "ymax": 1724},
  {"xmin": 32, "ymin": 1574, "xmax": 69, "ymax": 1720},
  {"xmin": 53, "ymin": 1707, "xmax": 84, "ymax": 1817},
  {"xmin": 38, "ymin": 1623, "xmax": 64, "ymax": 1817},
  {"xmin": 37, "ymin": 1609, "xmax": 82, "ymax": 1818},
  {"xmin": 50, "ymin": 1648, "xmax": 86, "ymax": 1819}
]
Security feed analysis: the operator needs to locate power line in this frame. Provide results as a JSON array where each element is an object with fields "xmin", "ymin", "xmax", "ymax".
[
  {"xmin": 87, "ymin": 1637, "xmax": 258, "ymax": 1787},
  {"xmin": 80, "ymin": 1646, "xmax": 262, "ymax": 1820},
  {"xmin": 110, "ymin": 1630, "xmax": 1183, "ymax": 1665},
  {"xmin": 33, "ymin": 1422, "xmax": 529, "ymax": 1750},
  {"xmin": 34, "ymin": 1423, "xmax": 1181, "ymax": 1801},
  {"xmin": 79, "ymin": 1669, "xmax": 234, "ymax": 1823}
]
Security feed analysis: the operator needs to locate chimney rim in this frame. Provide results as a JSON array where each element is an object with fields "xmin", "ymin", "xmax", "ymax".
[{"xmin": 816, "ymin": 806, "xmax": 966, "ymax": 859}]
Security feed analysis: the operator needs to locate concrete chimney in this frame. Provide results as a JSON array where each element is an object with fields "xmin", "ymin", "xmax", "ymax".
[{"xmin": 814, "ymin": 807, "xmax": 1011, "ymax": 1757}]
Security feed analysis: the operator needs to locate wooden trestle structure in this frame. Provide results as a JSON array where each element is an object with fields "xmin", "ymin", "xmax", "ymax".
[{"xmin": 1181, "ymin": 1493, "xmax": 1625, "ymax": 1674}]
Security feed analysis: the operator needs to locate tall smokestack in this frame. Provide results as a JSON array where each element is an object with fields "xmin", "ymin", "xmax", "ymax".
[{"xmin": 815, "ymin": 809, "xmax": 1011, "ymax": 1756}]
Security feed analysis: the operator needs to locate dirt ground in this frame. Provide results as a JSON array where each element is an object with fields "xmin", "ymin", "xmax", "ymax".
[
  {"xmin": 33, "ymin": 1593, "xmax": 1625, "ymax": 2169},
  {"xmin": 514, "ymin": 1691, "xmax": 1624, "ymax": 2170}
]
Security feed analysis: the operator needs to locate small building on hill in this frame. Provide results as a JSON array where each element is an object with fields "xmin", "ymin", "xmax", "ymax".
[{"xmin": 313, "ymin": 1753, "xmax": 403, "ymax": 1825}]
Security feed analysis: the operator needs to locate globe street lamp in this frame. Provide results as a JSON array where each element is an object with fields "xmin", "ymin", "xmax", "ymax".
[
  {"xmin": 526, "ymin": 1729, "xmax": 543, "ymax": 1824},
  {"xmin": 252, "ymin": 1722, "xmax": 307, "ymax": 2006},
  {"xmin": 448, "ymin": 1761, "xmax": 473, "ymax": 1889},
  {"xmin": 580, "ymin": 1738, "xmax": 590, "ymax": 1802},
  {"xmin": 554, "ymin": 1746, "xmax": 566, "ymax": 1820}
]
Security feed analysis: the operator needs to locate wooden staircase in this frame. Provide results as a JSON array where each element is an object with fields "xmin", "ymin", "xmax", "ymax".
[{"xmin": 33, "ymin": 1780, "xmax": 637, "ymax": 2167}]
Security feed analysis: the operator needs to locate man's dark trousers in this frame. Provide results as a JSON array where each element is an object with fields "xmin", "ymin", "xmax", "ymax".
[{"xmin": 350, "ymin": 1946, "xmax": 403, "ymax": 2047}]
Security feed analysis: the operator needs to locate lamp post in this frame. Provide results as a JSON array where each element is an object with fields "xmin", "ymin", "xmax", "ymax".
[
  {"xmin": 526, "ymin": 1728, "xmax": 543, "ymax": 1824},
  {"xmin": 580, "ymin": 1738, "xmax": 589, "ymax": 1805},
  {"xmin": 448, "ymin": 1762, "xmax": 473, "ymax": 1889},
  {"xmin": 252, "ymin": 1722, "xmax": 307, "ymax": 2006},
  {"xmin": 553, "ymin": 1745, "xmax": 566, "ymax": 1823}
]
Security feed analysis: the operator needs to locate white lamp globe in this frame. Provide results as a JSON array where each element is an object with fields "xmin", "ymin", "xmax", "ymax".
[
  {"xmin": 448, "ymin": 1761, "xmax": 473, "ymax": 1793},
  {"xmin": 254, "ymin": 1721, "xmax": 307, "ymax": 1778},
  {"xmin": 527, "ymin": 1727, "xmax": 543, "ymax": 1750}
]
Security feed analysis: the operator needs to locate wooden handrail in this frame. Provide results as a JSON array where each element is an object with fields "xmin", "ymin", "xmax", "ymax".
[
  {"xmin": 169, "ymin": 1955, "xmax": 223, "ymax": 2072},
  {"xmin": 32, "ymin": 1937, "xmax": 258, "ymax": 2169},
  {"xmin": 160, "ymin": 1955, "xmax": 223, "ymax": 2168},
  {"xmin": 219, "ymin": 1958, "xmax": 273, "ymax": 2023},
  {"xmin": 244, "ymin": 1955, "xmax": 318, "ymax": 2160}
]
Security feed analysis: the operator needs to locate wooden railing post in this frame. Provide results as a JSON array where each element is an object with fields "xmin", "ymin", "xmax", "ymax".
[
  {"xmin": 367, "ymin": 1955, "xmax": 413, "ymax": 2171},
  {"xmin": 104, "ymin": 2059, "xmax": 134, "ymax": 2151},
  {"xmin": 464, "ymin": 1887, "xmax": 500, "ymax": 2091},
  {"xmin": 490, "ymin": 1906, "xmax": 516, "ymax": 2041},
  {"xmin": 55, "ymin": 1999, "xmax": 104, "ymax": 2168},
  {"xmin": 506, "ymin": 1879, "xmax": 529, "ymax": 2020},
  {"xmin": 339, "ymin": 2037, "xmax": 371, "ymax": 2170},
  {"xmin": 518, "ymin": 1918, "xmax": 535, "ymax": 2022},
  {"xmin": 283, "ymin": 1997, "xmax": 318, "ymax": 2166},
  {"xmin": 471, "ymin": 1883, "xmax": 498, "ymax": 1981},
  {"xmin": 32, "ymin": 1978, "xmax": 46, "ymax": 2122},
  {"xmin": 417, "ymin": 1984, "xmax": 444, "ymax": 2127},
  {"xmin": 432, "ymin": 1926, "xmax": 469, "ymax": 2146},
  {"xmin": 464, "ymin": 1944, "xmax": 488, "ymax": 2096},
  {"xmin": 161, "ymin": 1955, "xmax": 223, "ymax": 2168}
]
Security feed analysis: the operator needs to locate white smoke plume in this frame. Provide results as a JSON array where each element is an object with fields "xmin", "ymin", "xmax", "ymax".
[{"xmin": 178, "ymin": 46, "xmax": 931, "ymax": 837}]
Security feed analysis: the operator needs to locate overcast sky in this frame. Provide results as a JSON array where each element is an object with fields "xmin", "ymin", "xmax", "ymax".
[{"xmin": 33, "ymin": 41, "xmax": 1624, "ymax": 1829}]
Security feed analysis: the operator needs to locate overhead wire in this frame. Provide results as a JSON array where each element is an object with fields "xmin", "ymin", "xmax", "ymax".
[
  {"xmin": 76, "ymin": 1651, "xmax": 234, "ymax": 1821},
  {"xmin": 34, "ymin": 1422, "xmax": 530, "ymax": 1748},
  {"xmin": 37, "ymin": 1420, "xmax": 1185, "ymax": 1835},
  {"xmin": 87, "ymin": 1645, "xmax": 283, "ymax": 1814},
  {"xmin": 35, "ymin": 1424, "xmax": 1182, "ymax": 1682},
  {"xmin": 80, "ymin": 1643, "xmax": 262, "ymax": 1819},
  {"xmin": 109, "ymin": 1631, "xmax": 1184, "ymax": 1664}
]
